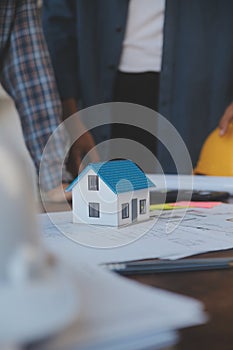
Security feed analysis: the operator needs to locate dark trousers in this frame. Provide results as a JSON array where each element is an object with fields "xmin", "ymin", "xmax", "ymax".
[{"xmin": 112, "ymin": 71, "xmax": 160, "ymax": 156}]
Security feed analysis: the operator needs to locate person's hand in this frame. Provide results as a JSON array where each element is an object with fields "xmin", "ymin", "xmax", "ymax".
[
  {"xmin": 62, "ymin": 98, "xmax": 100, "ymax": 178},
  {"xmin": 43, "ymin": 183, "xmax": 72, "ymax": 202},
  {"xmin": 67, "ymin": 127, "xmax": 100, "ymax": 177},
  {"xmin": 219, "ymin": 102, "xmax": 233, "ymax": 136}
]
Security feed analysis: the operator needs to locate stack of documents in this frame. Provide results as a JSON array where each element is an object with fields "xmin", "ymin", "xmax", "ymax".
[
  {"xmin": 37, "ymin": 174, "xmax": 233, "ymax": 348},
  {"xmin": 32, "ymin": 260, "xmax": 205, "ymax": 350},
  {"xmin": 37, "ymin": 201, "xmax": 213, "ymax": 349}
]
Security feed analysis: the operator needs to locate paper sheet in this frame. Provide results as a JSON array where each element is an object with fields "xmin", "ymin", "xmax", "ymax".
[
  {"xmin": 148, "ymin": 174, "xmax": 233, "ymax": 194},
  {"xmin": 43, "ymin": 213, "xmax": 156, "ymax": 248},
  {"xmin": 40, "ymin": 203, "xmax": 233, "ymax": 264},
  {"xmin": 34, "ymin": 261, "xmax": 205, "ymax": 350}
]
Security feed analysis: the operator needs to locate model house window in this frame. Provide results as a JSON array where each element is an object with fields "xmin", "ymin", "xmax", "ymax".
[
  {"xmin": 89, "ymin": 202, "xmax": 100, "ymax": 218},
  {"xmin": 140, "ymin": 199, "xmax": 146, "ymax": 214},
  {"xmin": 122, "ymin": 203, "xmax": 129, "ymax": 219},
  {"xmin": 88, "ymin": 175, "xmax": 99, "ymax": 191}
]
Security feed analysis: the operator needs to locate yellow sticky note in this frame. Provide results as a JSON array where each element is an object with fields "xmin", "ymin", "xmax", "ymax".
[{"xmin": 150, "ymin": 203, "xmax": 186, "ymax": 211}]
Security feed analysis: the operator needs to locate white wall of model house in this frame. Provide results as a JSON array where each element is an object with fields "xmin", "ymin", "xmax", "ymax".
[
  {"xmin": 72, "ymin": 168, "xmax": 118, "ymax": 226},
  {"xmin": 117, "ymin": 190, "xmax": 150, "ymax": 226},
  {"xmin": 72, "ymin": 168, "xmax": 150, "ymax": 227}
]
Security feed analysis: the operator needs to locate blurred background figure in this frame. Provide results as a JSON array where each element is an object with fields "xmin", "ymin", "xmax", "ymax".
[
  {"xmin": 0, "ymin": 0, "xmax": 97, "ymax": 201},
  {"xmin": 43, "ymin": 0, "xmax": 233, "ymax": 173}
]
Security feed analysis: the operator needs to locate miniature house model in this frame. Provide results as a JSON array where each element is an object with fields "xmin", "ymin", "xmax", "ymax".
[{"xmin": 66, "ymin": 160, "xmax": 155, "ymax": 227}]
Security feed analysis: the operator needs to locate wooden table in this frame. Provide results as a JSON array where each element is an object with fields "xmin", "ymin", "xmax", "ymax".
[
  {"xmin": 128, "ymin": 249, "xmax": 233, "ymax": 350},
  {"xmin": 43, "ymin": 201, "xmax": 233, "ymax": 350}
]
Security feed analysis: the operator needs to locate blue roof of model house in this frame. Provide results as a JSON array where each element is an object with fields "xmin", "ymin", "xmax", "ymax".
[{"xmin": 66, "ymin": 160, "xmax": 155, "ymax": 194}]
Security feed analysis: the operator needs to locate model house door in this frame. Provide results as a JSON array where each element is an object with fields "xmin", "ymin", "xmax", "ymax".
[{"xmin": 131, "ymin": 199, "xmax": 137, "ymax": 222}]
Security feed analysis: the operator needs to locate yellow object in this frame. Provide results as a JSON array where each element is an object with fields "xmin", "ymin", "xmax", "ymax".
[
  {"xmin": 194, "ymin": 124, "xmax": 233, "ymax": 176},
  {"xmin": 150, "ymin": 204, "xmax": 187, "ymax": 211}
]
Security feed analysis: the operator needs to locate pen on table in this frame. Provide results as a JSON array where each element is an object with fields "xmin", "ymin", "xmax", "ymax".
[{"xmin": 102, "ymin": 258, "xmax": 233, "ymax": 275}]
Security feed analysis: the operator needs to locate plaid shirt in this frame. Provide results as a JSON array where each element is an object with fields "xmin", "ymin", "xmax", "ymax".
[{"xmin": 0, "ymin": 0, "xmax": 71, "ymax": 191}]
